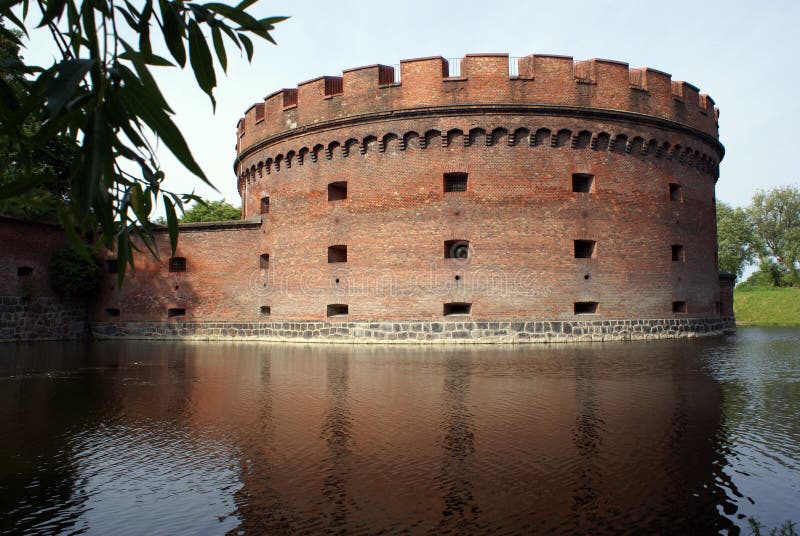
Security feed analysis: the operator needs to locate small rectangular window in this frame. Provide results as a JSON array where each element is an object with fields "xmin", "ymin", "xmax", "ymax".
[
  {"xmin": 673, "ymin": 301, "xmax": 687, "ymax": 314},
  {"xmin": 105, "ymin": 308, "xmax": 120, "ymax": 317},
  {"xmin": 574, "ymin": 240, "xmax": 596, "ymax": 259},
  {"xmin": 669, "ymin": 183, "xmax": 682, "ymax": 202},
  {"xmin": 106, "ymin": 259, "xmax": 118, "ymax": 274},
  {"xmin": 260, "ymin": 305, "xmax": 271, "ymax": 316},
  {"xmin": 168, "ymin": 308, "xmax": 186, "ymax": 317},
  {"xmin": 328, "ymin": 181, "xmax": 348, "ymax": 201},
  {"xmin": 443, "ymin": 172, "xmax": 468, "ymax": 193},
  {"xmin": 671, "ymin": 244, "xmax": 685, "ymax": 262},
  {"xmin": 574, "ymin": 301, "xmax": 599, "ymax": 314},
  {"xmin": 260, "ymin": 253, "xmax": 270, "ymax": 269},
  {"xmin": 327, "ymin": 304, "xmax": 349, "ymax": 317},
  {"xmin": 444, "ymin": 240, "xmax": 470, "ymax": 259},
  {"xmin": 17, "ymin": 266, "xmax": 33, "ymax": 277},
  {"xmin": 261, "ymin": 196, "xmax": 270, "ymax": 215},
  {"xmin": 443, "ymin": 302, "xmax": 472, "ymax": 316},
  {"xmin": 169, "ymin": 257, "xmax": 186, "ymax": 272},
  {"xmin": 328, "ymin": 245, "xmax": 347, "ymax": 263},
  {"xmin": 572, "ymin": 173, "xmax": 595, "ymax": 193}
]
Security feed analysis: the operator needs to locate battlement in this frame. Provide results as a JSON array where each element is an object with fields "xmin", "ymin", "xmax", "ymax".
[{"xmin": 236, "ymin": 53, "xmax": 720, "ymax": 153}]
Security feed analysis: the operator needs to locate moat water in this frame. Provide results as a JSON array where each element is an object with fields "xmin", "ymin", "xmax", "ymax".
[{"xmin": 0, "ymin": 328, "xmax": 798, "ymax": 535}]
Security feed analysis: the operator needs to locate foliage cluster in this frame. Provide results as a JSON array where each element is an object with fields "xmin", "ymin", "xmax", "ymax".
[
  {"xmin": 178, "ymin": 198, "xmax": 240, "ymax": 223},
  {"xmin": 0, "ymin": 0, "xmax": 285, "ymax": 285},
  {"xmin": 748, "ymin": 518, "xmax": 798, "ymax": 536},
  {"xmin": 718, "ymin": 185, "xmax": 800, "ymax": 287},
  {"xmin": 48, "ymin": 245, "xmax": 101, "ymax": 295}
]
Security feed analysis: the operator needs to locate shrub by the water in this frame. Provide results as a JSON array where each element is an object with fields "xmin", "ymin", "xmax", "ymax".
[
  {"xmin": 49, "ymin": 246, "xmax": 101, "ymax": 296},
  {"xmin": 748, "ymin": 518, "xmax": 797, "ymax": 536}
]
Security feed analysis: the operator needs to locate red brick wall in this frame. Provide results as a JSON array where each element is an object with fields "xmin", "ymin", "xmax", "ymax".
[
  {"xmin": 236, "ymin": 54, "xmax": 718, "ymax": 155},
  {"xmin": 0, "ymin": 217, "xmax": 68, "ymax": 297},
  {"xmin": 226, "ymin": 54, "xmax": 724, "ymax": 322},
  {"xmin": 93, "ymin": 222, "xmax": 263, "ymax": 322},
  {"xmin": 99, "ymin": 53, "xmax": 725, "ymax": 324}
]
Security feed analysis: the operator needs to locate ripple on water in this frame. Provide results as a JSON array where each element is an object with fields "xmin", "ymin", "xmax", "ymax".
[{"xmin": 0, "ymin": 331, "xmax": 798, "ymax": 534}]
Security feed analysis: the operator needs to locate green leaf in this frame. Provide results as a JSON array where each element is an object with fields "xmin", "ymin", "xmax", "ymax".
[
  {"xmin": 211, "ymin": 24, "xmax": 226, "ymax": 72},
  {"xmin": 38, "ymin": 0, "xmax": 68, "ymax": 27},
  {"xmin": 187, "ymin": 20, "xmax": 216, "ymax": 108},
  {"xmin": 239, "ymin": 33, "xmax": 253, "ymax": 61},
  {"xmin": 44, "ymin": 59, "xmax": 94, "ymax": 116},
  {"xmin": 218, "ymin": 23, "xmax": 241, "ymax": 50},
  {"xmin": 159, "ymin": 0, "xmax": 186, "ymax": 67},
  {"xmin": 114, "ymin": 5, "xmax": 140, "ymax": 31},
  {"xmin": 163, "ymin": 194, "xmax": 179, "ymax": 255},
  {"xmin": 259, "ymin": 16, "xmax": 289, "ymax": 25},
  {"xmin": 116, "ymin": 55, "xmax": 172, "ymax": 113},
  {"xmin": 235, "ymin": 0, "xmax": 259, "ymax": 10},
  {"xmin": 0, "ymin": 6, "xmax": 28, "ymax": 36},
  {"xmin": 205, "ymin": 2, "xmax": 260, "ymax": 29},
  {"xmin": 117, "ymin": 71, "xmax": 210, "ymax": 185}
]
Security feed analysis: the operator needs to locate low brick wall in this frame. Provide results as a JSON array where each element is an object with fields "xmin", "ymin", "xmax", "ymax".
[
  {"xmin": 1, "ymin": 296, "xmax": 89, "ymax": 342},
  {"xmin": 91, "ymin": 316, "xmax": 735, "ymax": 344}
]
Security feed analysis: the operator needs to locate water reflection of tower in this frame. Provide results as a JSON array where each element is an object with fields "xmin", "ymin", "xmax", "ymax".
[
  {"xmin": 572, "ymin": 351, "xmax": 604, "ymax": 531},
  {"xmin": 228, "ymin": 352, "xmax": 297, "ymax": 534},
  {"xmin": 320, "ymin": 352, "xmax": 354, "ymax": 531},
  {"xmin": 435, "ymin": 353, "xmax": 481, "ymax": 532}
]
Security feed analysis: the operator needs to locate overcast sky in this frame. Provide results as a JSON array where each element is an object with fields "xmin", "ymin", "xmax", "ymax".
[{"xmin": 20, "ymin": 0, "xmax": 800, "ymax": 212}]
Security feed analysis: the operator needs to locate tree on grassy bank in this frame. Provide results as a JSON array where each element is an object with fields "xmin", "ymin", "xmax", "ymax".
[
  {"xmin": 0, "ymin": 1, "xmax": 286, "ymax": 283},
  {"xmin": 718, "ymin": 185, "xmax": 800, "ymax": 288},
  {"xmin": 748, "ymin": 186, "xmax": 800, "ymax": 286},
  {"xmin": 717, "ymin": 201, "xmax": 757, "ymax": 279},
  {"xmin": 180, "ymin": 199, "xmax": 240, "ymax": 223},
  {"xmin": 152, "ymin": 199, "xmax": 240, "ymax": 224}
]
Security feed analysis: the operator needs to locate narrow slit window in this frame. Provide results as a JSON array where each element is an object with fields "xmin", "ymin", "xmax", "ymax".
[
  {"xmin": 169, "ymin": 257, "xmax": 186, "ymax": 272},
  {"xmin": 669, "ymin": 183, "xmax": 682, "ymax": 202},
  {"xmin": 673, "ymin": 301, "xmax": 687, "ymax": 314},
  {"xmin": 105, "ymin": 308, "xmax": 120, "ymax": 317},
  {"xmin": 574, "ymin": 301, "xmax": 599, "ymax": 314},
  {"xmin": 328, "ymin": 181, "xmax": 348, "ymax": 201},
  {"xmin": 260, "ymin": 196, "xmax": 270, "ymax": 214},
  {"xmin": 168, "ymin": 308, "xmax": 186, "ymax": 317},
  {"xmin": 260, "ymin": 305, "xmax": 271, "ymax": 316},
  {"xmin": 572, "ymin": 173, "xmax": 595, "ymax": 193},
  {"xmin": 574, "ymin": 240, "xmax": 596, "ymax": 259},
  {"xmin": 444, "ymin": 240, "xmax": 470, "ymax": 259},
  {"xmin": 671, "ymin": 244, "xmax": 685, "ymax": 262},
  {"xmin": 327, "ymin": 304, "xmax": 349, "ymax": 317},
  {"xmin": 328, "ymin": 245, "xmax": 347, "ymax": 263},
  {"xmin": 17, "ymin": 266, "xmax": 33, "ymax": 277},
  {"xmin": 444, "ymin": 302, "xmax": 472, "ymax": 316},
  {"xmin": 106, "ymin": 259, "xmax": 118, "ymax": 274},
  {"xmin": 260, "ymin": 253, "xmax": 270, "ymax": 269},
  {"xmin": 443, "ymin": 172, "xmax": 468, "ymax": 193}
]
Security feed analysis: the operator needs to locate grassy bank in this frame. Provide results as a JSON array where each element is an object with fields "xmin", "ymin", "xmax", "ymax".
[{"xmin": 734, "ymin": 287, "xmax": 800, "ymax": 326}]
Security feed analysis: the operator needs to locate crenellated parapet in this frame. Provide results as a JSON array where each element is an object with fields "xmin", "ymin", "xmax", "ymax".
[{"xmin": 235, "ymin": 53, "xmax": 720, "ymax": 164}]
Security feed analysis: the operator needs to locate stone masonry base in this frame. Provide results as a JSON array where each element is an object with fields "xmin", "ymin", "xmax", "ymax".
[
  {"xmin": 91, "ymin": 316, "xmax": 736, "ymax": 344},
  {"xmin": 1, "ymin": 296, "xmax": 89, "ymax": 342}
]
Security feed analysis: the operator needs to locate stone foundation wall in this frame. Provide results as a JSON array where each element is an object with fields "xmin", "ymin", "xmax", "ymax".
[
  {"xmin": 1, "ymin": 297, "xmax": 89, "ymax": 342},
  {"xmin": 92, "ymin": 316, "xmax": 735, "ymax": 344}
]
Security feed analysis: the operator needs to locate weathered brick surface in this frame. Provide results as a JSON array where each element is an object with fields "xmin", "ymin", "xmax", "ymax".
[
  {"xmin": 90, "ymin": 53, "xmax": 733, "ymax": 341},
  {"xmin": 0, "ymin": 217, "xmax": 90, "ymax": 341},
  {"xmin": 92, "ymin": 220, "xmax": 263, "ymax": 322}
]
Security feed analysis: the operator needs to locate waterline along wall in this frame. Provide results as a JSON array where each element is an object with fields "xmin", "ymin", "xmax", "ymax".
[{"xmin": 91, "ymin": 53, "xmax": 734, "ymax": 343}]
